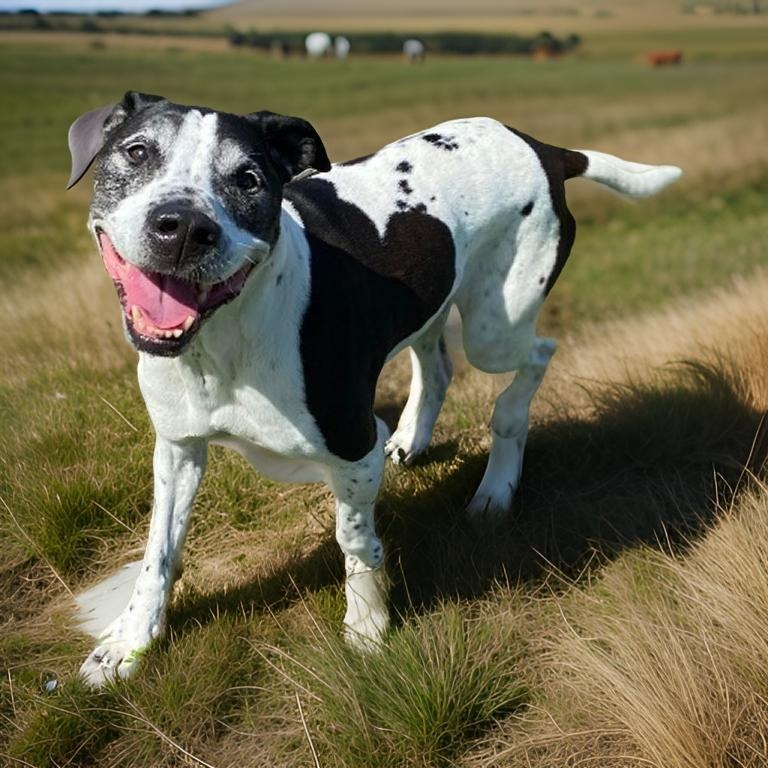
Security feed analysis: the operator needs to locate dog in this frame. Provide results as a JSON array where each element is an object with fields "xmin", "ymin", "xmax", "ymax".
[{"xmin": 67, "ymin": 92, "xmax": 681, "ymax": 685}]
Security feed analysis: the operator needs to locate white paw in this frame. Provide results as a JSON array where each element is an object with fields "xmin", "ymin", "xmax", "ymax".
[
  {"xmin": 384, "ymin": 429, "xmax": 429, "ymax": 466},
  {"xmin": 79, "ymin": 634, "xmax": 149, "ymax": 687},
  {"xmin": 343, "ymin": 618, "xmax": 388, "ymax": 652},
  {"xmin": 343, "ymin": 568, "xmax": 390, "ymax": 650}
]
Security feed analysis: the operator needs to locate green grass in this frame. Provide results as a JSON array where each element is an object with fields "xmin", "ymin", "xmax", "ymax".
[{"xmin": 2, "ymin": 27, "xmax": 768, "ymax": 768}]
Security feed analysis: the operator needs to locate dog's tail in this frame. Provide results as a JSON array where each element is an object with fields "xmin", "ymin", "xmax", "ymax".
[{"xmin": 564, "ymin": 148, "xmax": 682, "ymax": 198}]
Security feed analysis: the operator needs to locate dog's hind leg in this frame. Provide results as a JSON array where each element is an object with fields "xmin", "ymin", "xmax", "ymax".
[
  {"xmin": 327, "ymin": 418, "xmax": 390, "ymax": 648},
  {"xmin": 385, "ymin": 312, "xmax": 452, "ymax": 466},
  {"xmin": 467, "ymin": 337, "xmax": 555, "ymax": 522},
  {"xmin": 79, "ymin": 436, "xmax": 207, "ymax": 686}
]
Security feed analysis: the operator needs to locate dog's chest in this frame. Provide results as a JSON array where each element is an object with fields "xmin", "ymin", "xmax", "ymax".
[{"xmin": 137, "ymin": 322, "xmax": 326, "ymax": 460}]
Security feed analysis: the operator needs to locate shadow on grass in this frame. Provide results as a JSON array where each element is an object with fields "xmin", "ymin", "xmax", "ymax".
[
  {"xmin": 385, "ymin": 361, "xmax": 768, "ymax": 612},
  {"xmin": 170, "ymin": 360, "xmax": 768, "ymax": 629}
]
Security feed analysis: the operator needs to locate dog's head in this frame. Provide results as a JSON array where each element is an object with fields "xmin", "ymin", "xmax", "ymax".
[{"xmin": 67, "ymin": 92, "xmax": 330, "ymax": 356}]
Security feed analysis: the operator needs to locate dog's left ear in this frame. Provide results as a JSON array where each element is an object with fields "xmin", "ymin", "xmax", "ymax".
[
  {"xmin": 249, "ymin": 111, "xmax": 331, "ymax": 183},
  {"xmin": 66, "ymin": 92, "xmax": 165, "ymax": 189},
  {"xmin": 66, "ymin": 104, "xmax": 116, "ymax": 189}
]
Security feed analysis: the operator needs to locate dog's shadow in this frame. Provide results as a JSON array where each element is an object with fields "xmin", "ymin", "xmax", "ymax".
[{"xmin": 171, "ymin": 361, "xmax": 767, "ymax": 630}]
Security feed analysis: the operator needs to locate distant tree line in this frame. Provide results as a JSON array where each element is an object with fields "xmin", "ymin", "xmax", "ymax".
[
  {"xmin": 229, "ymin": 30, "xmax": 582, "ymax": 57},
  {"xmin": 0, "ymin": 11, "xmax": 582, "ymax": 55}
]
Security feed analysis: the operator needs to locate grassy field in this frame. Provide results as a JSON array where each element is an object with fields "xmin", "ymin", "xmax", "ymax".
[{"xmin": 1, "ymin": 21, "xmax": 768, "ymax": 767}]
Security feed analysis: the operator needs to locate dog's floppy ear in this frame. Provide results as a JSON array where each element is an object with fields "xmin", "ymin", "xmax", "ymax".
[
  {"xmin": 66, "ymin": 91, "xmax": 165, "ymax": 189},
  {"xmin": 248, "ymin": 111, "xmax": 331, "ymax": 183}
]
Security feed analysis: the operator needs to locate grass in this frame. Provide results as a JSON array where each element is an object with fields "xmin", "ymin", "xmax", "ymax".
[{"xmin": 2, "ymin": 25, "xmax": 768, "ymax": 768}]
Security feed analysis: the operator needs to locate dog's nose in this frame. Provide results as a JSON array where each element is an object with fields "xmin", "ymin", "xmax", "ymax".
[{"xmin": 148, "ymin": 202, "xmax": 221, "ymax": 268}]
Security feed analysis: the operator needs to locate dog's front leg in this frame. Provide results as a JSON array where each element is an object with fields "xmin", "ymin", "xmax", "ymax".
[
  {"xmin": 326, "ymin": 418, "xmax": 390, "ymax": 649},
  {"xmin": 80, "ymin": 436, "xmax": 207, "ymax": 686}
]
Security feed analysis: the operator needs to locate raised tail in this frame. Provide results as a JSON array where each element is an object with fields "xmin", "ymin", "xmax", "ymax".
[{"xmin": 564, "ymin": 148, "xmax": 682, "ymax": 198}]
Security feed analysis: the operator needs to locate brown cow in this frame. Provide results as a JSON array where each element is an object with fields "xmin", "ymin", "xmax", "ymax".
[{"xmin": 645, "ymin": 50, "xmax": 683, "ymax": 67}]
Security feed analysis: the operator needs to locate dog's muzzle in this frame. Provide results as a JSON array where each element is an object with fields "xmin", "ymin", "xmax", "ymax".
[{"xmin": 98, "ymin": 231, "xmax": 254, "ymax": 356}]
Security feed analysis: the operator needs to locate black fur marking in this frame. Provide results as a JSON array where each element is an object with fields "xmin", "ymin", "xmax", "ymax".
[
  {"xmin": 339, "ymin": 152, "xmax": 374, "ymax": 167},
  {"xmin": 276, "ymin": 272, "xmax": 283, "ymax": 285},
  {"xmin": 396, "ymin": 199, "xmax": 408, "ymax": 210},
  {"xmin": 521, "ymin": 201, "xmax": 534, "ymax": 216},
  {"xmin": 507, "ymin": 127, "xmax": 576, "ymax": 294},
  {"xmin": 396, "ymin": 160, "xmax": 413, "ymax": 173},
  {"xmin": 422, "ymin": 133, "xmax": 459, "ymax": 151},
  {"xmin": 414, "ymin": 203, "xmax": 427, "ymax": 213},
  {"xmin": 398, "ymin": 179, "xmax": 413, "ymax": 195},
  {"xmin": 285, "ymin": 178, "xmax": 455, "ymax": 461}
]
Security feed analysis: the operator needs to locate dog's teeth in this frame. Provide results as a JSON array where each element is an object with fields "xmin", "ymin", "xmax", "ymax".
[
  {"xmin": 183, "ymin": 315, "xmax": 195, "ymax": 331},
  {"xmin": 172, "ymin": 329, "xmax": 183, "ymax": 338},
  {"xmin": 131, "ymin": 306, "xmax": 142, "ymax": 323}
]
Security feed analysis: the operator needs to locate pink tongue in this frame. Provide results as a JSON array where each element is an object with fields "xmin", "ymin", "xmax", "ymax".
[{"xmin": 122, "ymin": 268, "xmax": 199, "ymax": 329}]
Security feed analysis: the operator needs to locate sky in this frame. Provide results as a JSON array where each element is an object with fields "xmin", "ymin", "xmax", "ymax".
[{"xmin": 0, "ymin": 0, "xmax": 233, "ymax": 11}]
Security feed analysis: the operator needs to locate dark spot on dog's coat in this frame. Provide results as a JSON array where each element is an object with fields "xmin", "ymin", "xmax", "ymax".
[
  {"xmin": 396, "ymin": 200, "xmax": 408, "ymax": 211},
  {"xmin": 423, "ymin": 133, "xmax": 459, "ymax": 151},
  {"xmin": 521, "ymin": 201, "xmax": 534, "ymax": 216},
  {"xmin": 276, "ymin": 272, "xmax": 283, "ymax": 285},
  {"xmin": 396, "ymin": 160, "xmax": 412, "ymax": 173},
  {"xmin": 398, "ymin": 179, "xmax": 413, "ymax": 195}
]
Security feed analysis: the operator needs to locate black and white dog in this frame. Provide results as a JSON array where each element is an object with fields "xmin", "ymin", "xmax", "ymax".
[{"xmin": 68, "ymin": 92, "xmax": 681, "ymax": 685}]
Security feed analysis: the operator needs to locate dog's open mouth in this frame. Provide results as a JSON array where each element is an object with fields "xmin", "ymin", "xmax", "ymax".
[{"xmin": 98, "ymin": 232, "xmax": 252, "ymax": 354}]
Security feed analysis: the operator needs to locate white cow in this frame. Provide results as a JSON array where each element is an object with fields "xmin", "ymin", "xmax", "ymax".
[
  {"xmin": 305, "ymin": 32, "xmax": 332, "ymax": 58},
  {"xmin": 403, "ymin": 38, "xmax": 425, "ymax": 63},
  {"xmin": 335, "ymin": 35, "xmax": 351, "ymax": 60}
]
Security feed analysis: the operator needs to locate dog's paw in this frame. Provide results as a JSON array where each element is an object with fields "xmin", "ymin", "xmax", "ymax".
[
  {"xmin": 343, "ymin": 567, "xmax": 389, "ymax": 651},
  {"xmin": 384, "ymin": 430, "xmax": 428, "ymax": 466},
  {"xmin": 343, "ymin": 622, "xmax": 386, "ymax": 653},
  {"xmin": 79, "ymin": 636, "xmax": 149, "ymax": 687}
]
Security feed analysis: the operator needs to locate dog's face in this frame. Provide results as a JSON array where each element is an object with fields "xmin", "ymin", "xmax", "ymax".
[{"xmin": 67, "ymin": 92, "xmax": 330, "ymax": 356}]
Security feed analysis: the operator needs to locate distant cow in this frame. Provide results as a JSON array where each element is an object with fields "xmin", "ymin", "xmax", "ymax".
[
  {"xmin": 403, "ymin": 38, "xmax": 425, "ymax": 64},
  {"xmin": 305, "ymin": 32, "xmax": 332, "ymax": 58},
  {"xmin": 645, "ymin": 50, "xmax": 683, "ymax": 67},
  {"xmin": 335, "ymin": 35, "xmax": 351, "ymax": 60}
]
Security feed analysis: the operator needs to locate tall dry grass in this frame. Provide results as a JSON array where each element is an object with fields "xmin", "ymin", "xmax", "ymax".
[{"xmin": 465, "ymin": 274, "xmax": 768, "ymax": 768}]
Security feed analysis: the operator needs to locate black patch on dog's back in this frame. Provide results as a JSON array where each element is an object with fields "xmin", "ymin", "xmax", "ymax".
[
  {"xmin": 285, "ymin": 177, "xmax": 455, "ymax": 461},
  {"xmin": 507, "ymin": 127, "xmax": 576, "ymax": 294}
]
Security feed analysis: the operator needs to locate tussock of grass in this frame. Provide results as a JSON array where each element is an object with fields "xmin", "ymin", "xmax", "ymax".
[
  {"xmin": 472, "ymin": 489, "xmax": 768, "ymax": 768},
  {"xmin": 269, "ymin": 599, "xmax": 529, "ymax": 768}
]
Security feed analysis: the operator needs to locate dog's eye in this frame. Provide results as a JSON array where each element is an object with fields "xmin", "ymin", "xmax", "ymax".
[
  {"xmin": 125, "ymin": 143, "xmax": 149, "ymax": 165},
  {"xmin": 235, "ymin": 168, "xmax": 262, "ymax": 192}
]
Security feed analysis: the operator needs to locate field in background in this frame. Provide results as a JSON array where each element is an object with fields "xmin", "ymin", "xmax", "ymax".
[
  {"xmin": 1, "ymin": 19, "xmax": 768, "ymax": 767},
  {"xmin": 206, "ymin": 0, "xmax": 768, "ymax": 33}
]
